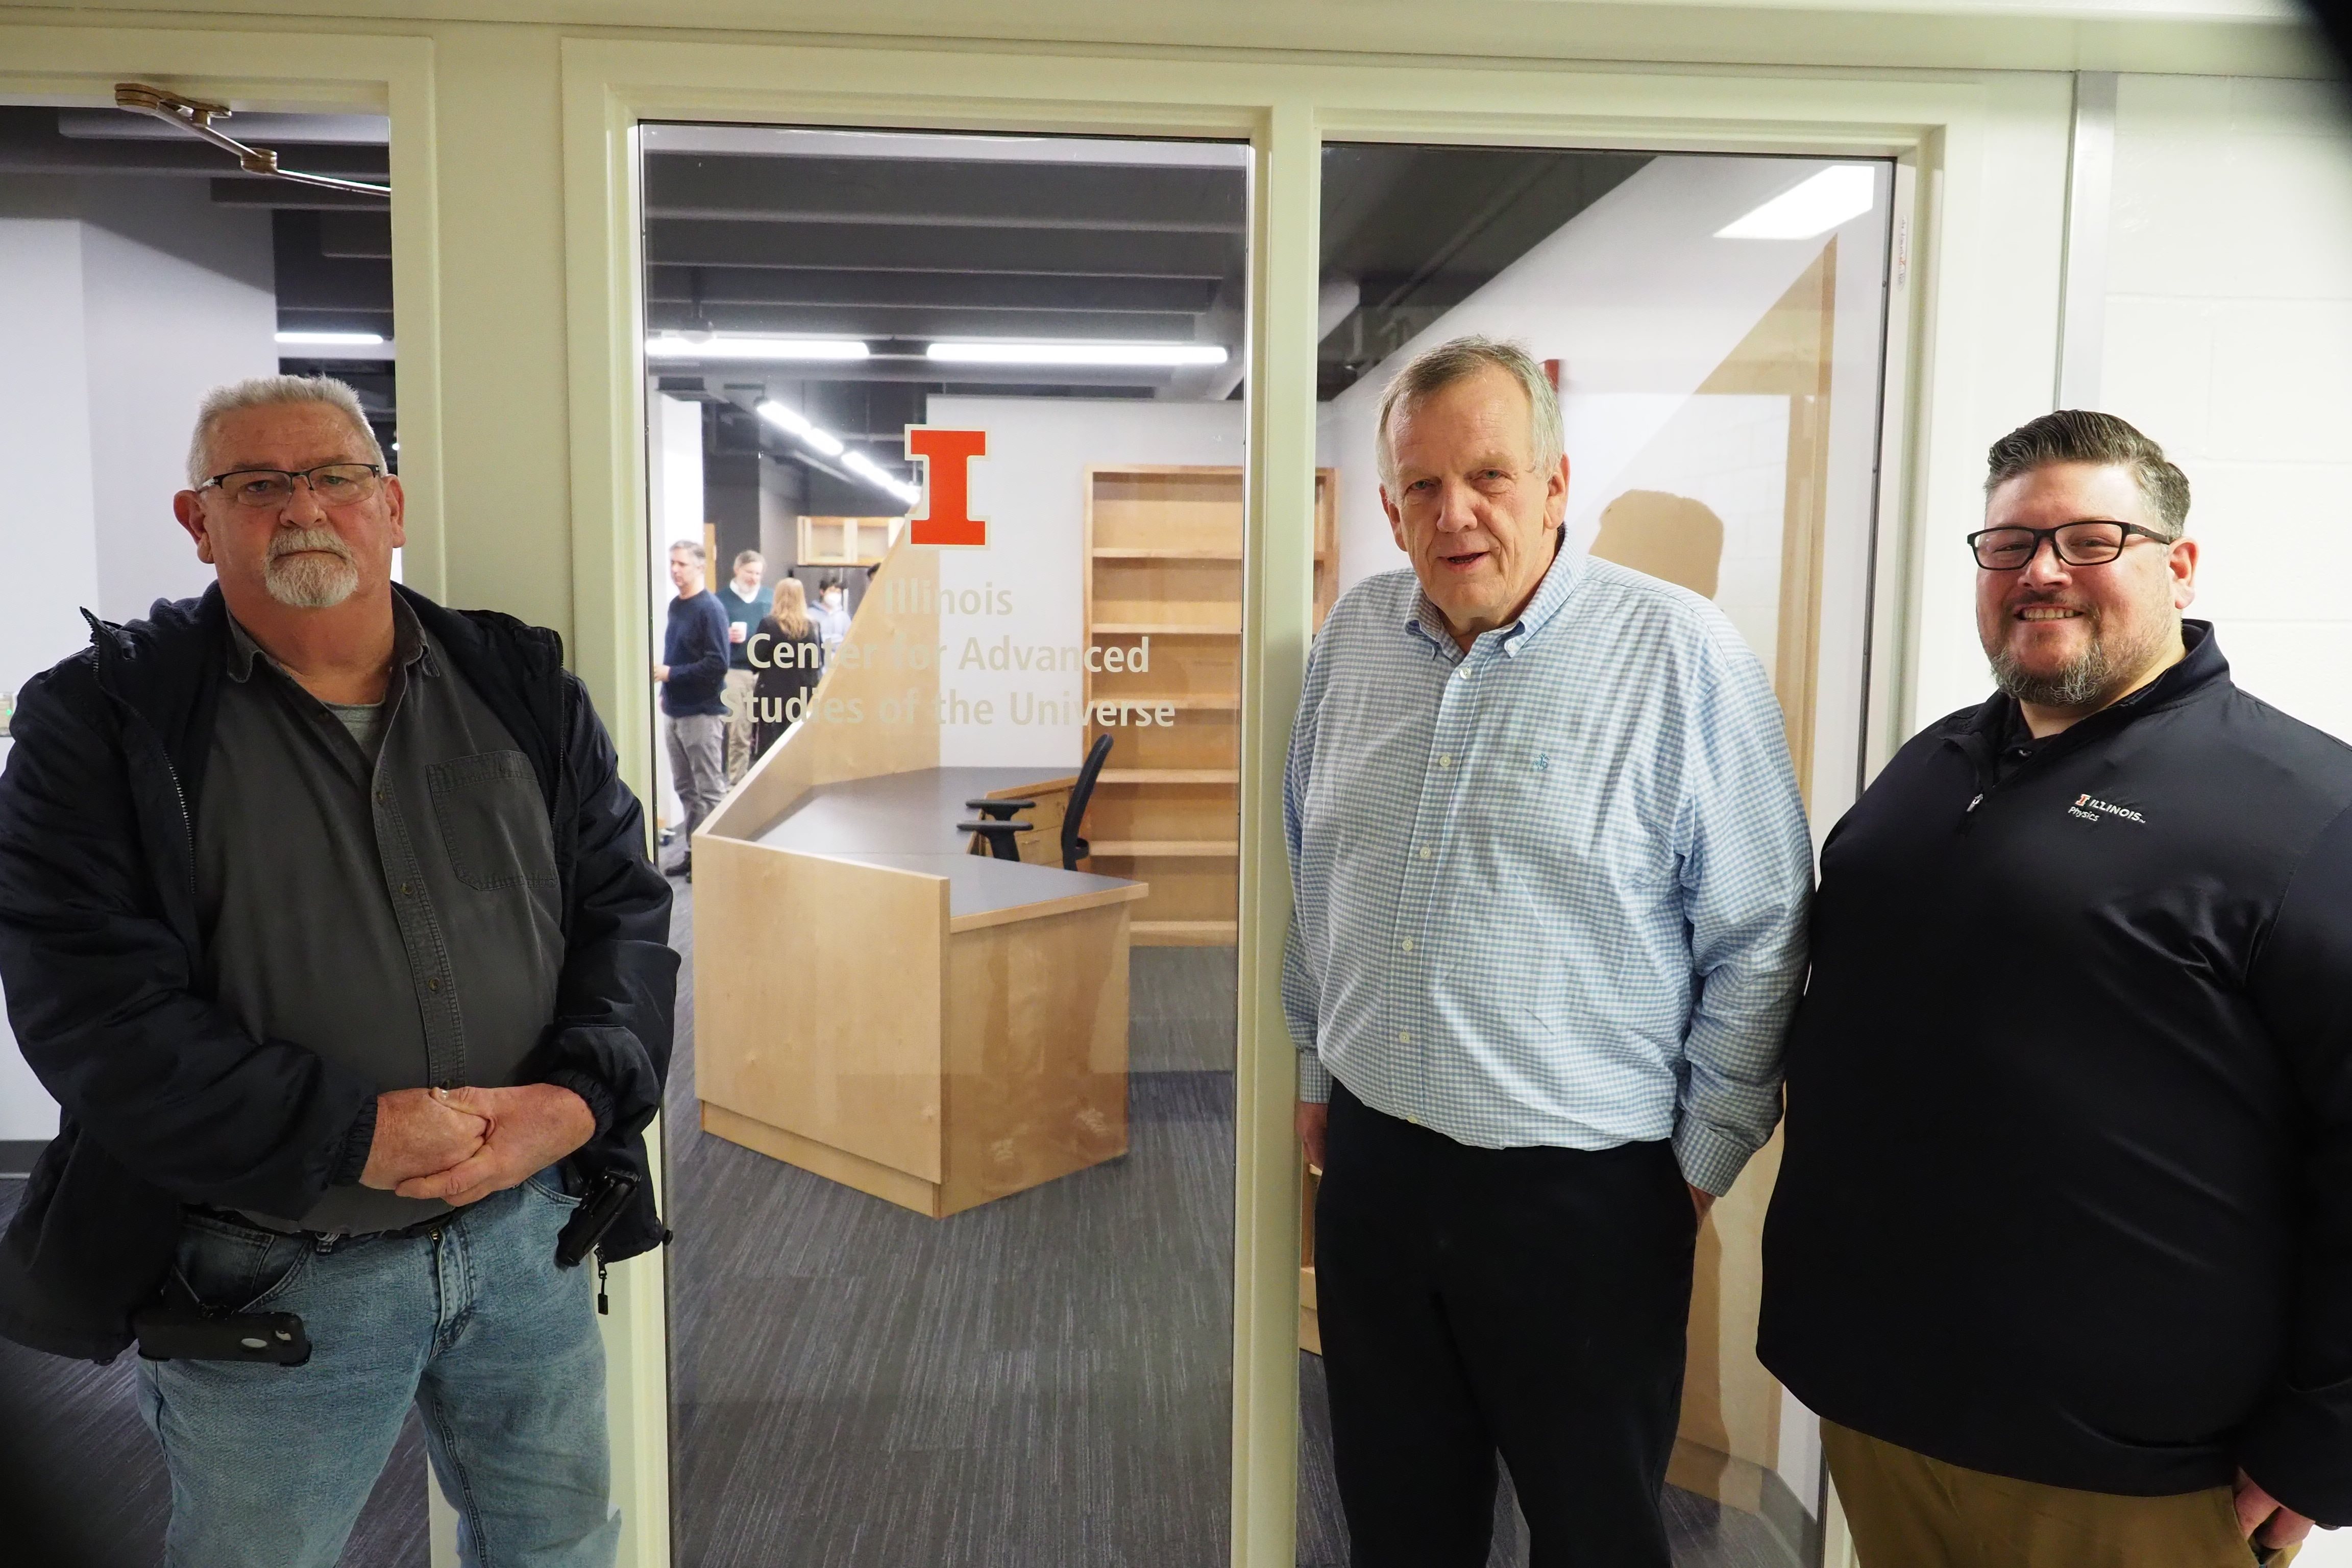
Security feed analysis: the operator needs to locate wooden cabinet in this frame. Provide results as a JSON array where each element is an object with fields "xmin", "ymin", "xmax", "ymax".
[
  {"xmin": 1081, "ymin": 464, "xmax": 1336, "ymax": 946},
  {"xmin": 797, "ymin": 514, "xmax": 905, "ymax": 568}
]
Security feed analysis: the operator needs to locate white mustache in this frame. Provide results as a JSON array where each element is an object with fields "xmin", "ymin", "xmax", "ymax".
[{"xmin": 269, "ymin": 527, "xmax": 355, "ymax": 564}]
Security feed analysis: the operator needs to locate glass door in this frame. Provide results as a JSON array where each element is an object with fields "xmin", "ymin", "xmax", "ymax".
[
  {"xmin": 636, "ymin": 122, "xmax": 1249, "ymax": 1566},
  {"xmin": 1297, "ymin": 141, "xmax": 1896, "ymax": 1568}
]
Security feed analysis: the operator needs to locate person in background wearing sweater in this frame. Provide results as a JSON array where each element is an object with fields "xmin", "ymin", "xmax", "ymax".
[
  {"xmin": 1761, "ymin": 410, "xmax": 2352, "ymax": 1567},
  {"xmin": 749, "ymin": 577, "xmax": 823, "ymax": 761},
  {"xmin": 716, "ymin": 549, "xmax": 772, "ymax": 786},
  {"xmin": 655, "ymin": 540, "xmax": 729, "ymax": 880}
]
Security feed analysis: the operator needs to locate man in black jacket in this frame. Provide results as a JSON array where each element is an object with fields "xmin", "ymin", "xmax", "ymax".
[
  {"xmin": 1761, "ymin": 410, "xmax": 2351, "ymax": 1566},
  {"xmin": 0, "ymin": 376, "xmax": 676, "ymax": 1567}
]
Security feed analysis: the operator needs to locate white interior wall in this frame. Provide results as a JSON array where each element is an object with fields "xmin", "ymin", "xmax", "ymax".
[
  {"xmin": 79, "ymin": 177, "xmax": 277, "ymax": 623},
  {"xmin": 648, "ymin": 393, "xmax": 704, "ymax": 830},
  {"xmin": 2100, "ymin": 74, "xmax": 2352, "ymax": 745},
  {"xmin": 0, "ymin": 177, "xmax": 101, "ymax": 1145},
  {"xmin": 924, "ymin": 394, "xmax": 1246, "ymax": 768},
  {"xmin": 0, "ymin": 174, "xmax": 281, "ymax": 1145}
]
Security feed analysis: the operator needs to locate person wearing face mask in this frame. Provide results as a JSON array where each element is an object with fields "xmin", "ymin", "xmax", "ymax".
[
  {"xmin": 809, "ymin": 577, "xmax": 852, "ymax": 654},
  {"xmin": 1282, "ymin": 336, "xmax": 1812, "ymax": 1567},
  {"xmin": 1761, "ymin": 410, "xmax": 2352, "ymax": 1566}
]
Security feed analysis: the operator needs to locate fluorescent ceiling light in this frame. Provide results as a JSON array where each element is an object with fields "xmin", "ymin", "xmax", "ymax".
[
  {"xmin": 277, "ymin": 330, "xmax": 383, "ymax": 346},
  {"xmin": 646, "ymin": 334, "xmax": 869, "ymax": 361},
  {"xmin": 1716, "ymin": 165, "xmax": 1877, "ymax": 240},
  {"xmin": 756, "ymin": 402, "xmax": 919, "ymax": 508},
  {"xmin": 756, "ymin": 400, "xmax": 844, "ymax": 457},
  {"xmin": 842, "ymin": 451, "xmax": 922, "ymax": 509},
  {"xmin": 926, "ymin": 341, "xmax": 1228, "ymax": 368}
]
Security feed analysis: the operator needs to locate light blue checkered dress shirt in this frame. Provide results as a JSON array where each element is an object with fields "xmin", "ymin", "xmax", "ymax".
[{"xmin": 1281, "ymin": 545, "xmax": 1813, "ymax": 1195}]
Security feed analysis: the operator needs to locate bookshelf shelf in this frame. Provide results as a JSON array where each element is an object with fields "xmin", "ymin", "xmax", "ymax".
[{"xmin": 1084, "ymin": 463, "xmax": 1334, "ymax": 945}]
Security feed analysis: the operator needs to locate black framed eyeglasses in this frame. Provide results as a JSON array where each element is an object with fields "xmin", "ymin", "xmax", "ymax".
[
  {"xmin": 200, "ymin": 463, "xmax": 385, "ymax": 509},
  {"xmin": 1966, "ymin": 521, "xmax": 2170, "ymax": 570}
]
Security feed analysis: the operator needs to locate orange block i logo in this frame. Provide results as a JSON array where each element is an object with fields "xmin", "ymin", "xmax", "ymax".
[{"xmin": 905, "ymin": 426, "xmax": 988, "ymax": 547}]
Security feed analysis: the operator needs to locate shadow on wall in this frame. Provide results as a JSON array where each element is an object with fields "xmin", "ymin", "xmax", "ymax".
[{"xmin": 1589, "ymin": 489, "xmax": 1725, "ymax": 599}]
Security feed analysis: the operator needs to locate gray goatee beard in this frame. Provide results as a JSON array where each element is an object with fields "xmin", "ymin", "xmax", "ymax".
[
  {"xmin": 264, "ymin": 528, "xmax": 360, "ymax": 609},
  {"xmin": 1991, "ymin": 636, "xmax": 2115, "ymax": 708}
]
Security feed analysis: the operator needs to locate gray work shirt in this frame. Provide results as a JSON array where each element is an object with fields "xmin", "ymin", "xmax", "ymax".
[{"xmin": 198, "ymin": 599, "xmax": 565, "ymax": 1234}]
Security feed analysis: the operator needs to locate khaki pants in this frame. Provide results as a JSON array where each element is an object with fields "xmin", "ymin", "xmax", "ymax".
[
  {"xmin": 664, "ymin": 712, "xmax": 727, "ymax": 845},
  {"xmin": 1824, "ymin": 1420, "xmax": 2297, "ymax": 1568},
  {"xmin": 721, "ymin": 667, "xmax": 757, "ymax": 784}
]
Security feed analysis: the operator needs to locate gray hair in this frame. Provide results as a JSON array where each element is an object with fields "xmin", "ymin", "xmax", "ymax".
[
  {"xmin": 1374, "ymin": 336, "xmax": 1563, "ymax": 491},
  {"xmin": 185, "ymin": 375, "xmax": 386, "ymax": 488},
  {"xmin": 669, "ymin": 539, "xmax": 707, "ymax": 565}
]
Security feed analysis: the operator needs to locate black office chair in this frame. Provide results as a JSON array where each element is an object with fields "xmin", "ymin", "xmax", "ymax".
[
  {"xmin": 959, "ymin": 796, "xmax": 1035, "ymax": 861},
  {"xmin": 956, "ymin": 733, "xmax": 1113, "ymax": 869},
  {"xmin": 1059, "ymin": 732, "xmax": 1114, "ymax": 871}
]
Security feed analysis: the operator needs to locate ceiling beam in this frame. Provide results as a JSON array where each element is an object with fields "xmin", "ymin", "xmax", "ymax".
[
  {"xmin": 646, "ymin": 216, "xmax": 1237, "ymax": 277},
  {"xmin": 644, "ymin": 155, "xmax": 1243, "ymax": 232}
]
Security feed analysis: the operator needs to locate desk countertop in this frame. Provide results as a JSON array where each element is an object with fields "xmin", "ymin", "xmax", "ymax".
[{"xmin": 741, "ymin": 767, "xmax": 1143, "ymax": 928}]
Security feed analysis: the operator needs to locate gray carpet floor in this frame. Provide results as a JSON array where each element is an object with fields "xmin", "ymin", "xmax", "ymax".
[
  {"xmin": 0, "ymin": 886, "xmax": 1803, "ymax": 1568},
  {"xmin": 665, "ymin": 889, "xmax": 1806, "ymax": 1568}
]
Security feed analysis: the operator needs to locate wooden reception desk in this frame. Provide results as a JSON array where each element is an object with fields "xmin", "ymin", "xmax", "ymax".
[{"xmin": 693, "ymin": 544, "xmax": 1147, "ymax": 1218}]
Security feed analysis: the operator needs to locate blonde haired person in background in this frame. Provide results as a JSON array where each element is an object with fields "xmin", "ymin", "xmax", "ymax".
[{"xmin": 749, "ymin": 577, "xmax": 823, "ymax": 760}]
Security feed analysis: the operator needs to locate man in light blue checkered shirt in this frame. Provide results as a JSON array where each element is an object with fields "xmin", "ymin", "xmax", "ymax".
[{"xmin": 1284, "ymin": 337, "xmax": 1811, "ymax": 1568}]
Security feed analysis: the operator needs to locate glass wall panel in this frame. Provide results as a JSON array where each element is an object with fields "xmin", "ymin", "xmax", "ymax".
[
  {"xmin": 1297, "ymin": 143, "xmax": 1894, "ymax": 1568},
  {"xmin": 639, "ymin": 124, "xmax": 1247, "ymax": 1566}
]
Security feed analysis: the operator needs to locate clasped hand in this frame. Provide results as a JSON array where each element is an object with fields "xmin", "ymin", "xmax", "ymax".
[{"xmin": 358, "ymin": 1084, "xmax": 597, "ymax": 1207}]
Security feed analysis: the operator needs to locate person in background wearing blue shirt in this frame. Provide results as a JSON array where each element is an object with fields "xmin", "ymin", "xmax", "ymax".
[
  {"xmin": 716, "ymin": 549, "xmax": 772, "ymax": 786},
  {"xmin": 1283, "ymin": 336, "xmax": 1813, "ymax": 1568},
  {"xmin": 655, "ymin": 540, "xmax": 729, "ymax": 880}
]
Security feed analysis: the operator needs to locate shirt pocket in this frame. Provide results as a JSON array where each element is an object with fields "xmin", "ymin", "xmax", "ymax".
[{"xmin": 428, "ymin": 750, "xmax": 558, "ymax": 892}]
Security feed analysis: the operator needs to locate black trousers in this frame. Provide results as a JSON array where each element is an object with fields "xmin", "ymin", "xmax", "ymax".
[{"xmin": 1315, "ymin": 1082, "xmax": 1698, "ymax": 1568}]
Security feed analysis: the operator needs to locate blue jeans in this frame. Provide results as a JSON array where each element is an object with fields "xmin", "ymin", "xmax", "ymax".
[{"xmin": 136, "ymin": 1172, "xmax": 618, "ymax": 1568}]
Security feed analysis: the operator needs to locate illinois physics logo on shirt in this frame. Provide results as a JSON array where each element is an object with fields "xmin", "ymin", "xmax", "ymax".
[{"xmin": 2067, "ymin": 793, "xmax": 2147, "ymax": 825}]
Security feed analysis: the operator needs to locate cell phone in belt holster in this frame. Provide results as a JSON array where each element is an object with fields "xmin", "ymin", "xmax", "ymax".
[
  {"xmin": 133, "ymin": 1266, "xmax": 311, "ymax": 1367},
  {"xmin": 133, "ymin": 1305, "xmax": 312, "ymax": 1366}
]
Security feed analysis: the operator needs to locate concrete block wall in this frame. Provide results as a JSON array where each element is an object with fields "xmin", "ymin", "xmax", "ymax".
[{"xmin": 2102, "ymin": 75, "xmax": 2352, "ymax": 745}]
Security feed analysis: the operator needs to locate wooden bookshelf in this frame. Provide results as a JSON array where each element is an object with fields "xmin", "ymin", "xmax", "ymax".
[{"xmin": 1082, "ymin": 463, "xmax": 1336, "ymax": 946}]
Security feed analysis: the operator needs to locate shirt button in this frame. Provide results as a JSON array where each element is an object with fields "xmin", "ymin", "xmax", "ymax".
[
  {"xmin": 1399, "ymin": 1030, "xmax": 1410, "ymax": 1044},
  {"xmin": 1437, "ymin": 754, "xmax": 1453, "ymax": 769},
  {"xmin": 427, "ymin": 977, "xmax": 441, "ymax": 991},
  {"xmin": 1418, "ymin": 847, "xmax": 1431, "ymax": 860},
  {"xmin": 1401, "ymin": 938, "xmax": 1414, "ymax": 953}
]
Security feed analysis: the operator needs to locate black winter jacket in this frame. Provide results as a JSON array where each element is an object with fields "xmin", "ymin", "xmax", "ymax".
[
  {"xmin": 0, "ymin": 584, "xmax": 677, "ymax": 1362},
  {"xmin": 1761, "ymin": 624, "xmax": 2352, "ymax": 1523}
]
